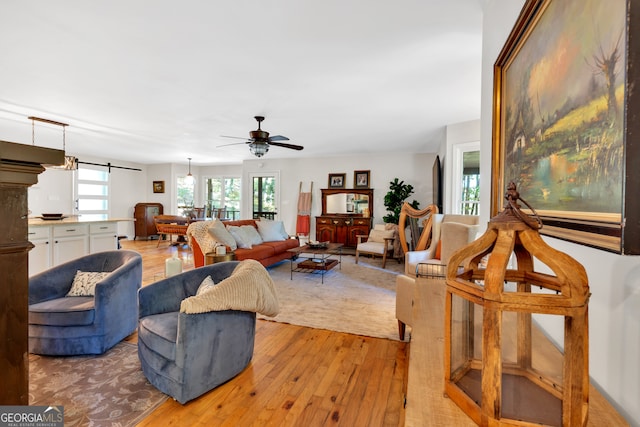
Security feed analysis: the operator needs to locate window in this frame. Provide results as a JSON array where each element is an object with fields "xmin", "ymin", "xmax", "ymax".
[
  {"xmin": 461, "ymin": 150, "xmax": 480, "ymax": 215},
  {"xmin": 176, "ymin": 176, "xmax": 195, "ymax": 216},
  {"xmin": 76, "ymin": 165, "xmax": 109, "ymax": 220},
  {"xmin": 205, "ymin": 176, "xmax": 241, "ymax": 219},
  {"xmin": 250, "ymin": 172, "xmax": 279, "ymax": 220}
]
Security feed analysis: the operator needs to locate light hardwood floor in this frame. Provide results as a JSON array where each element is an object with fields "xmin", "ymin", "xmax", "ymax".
[{"xmin": 121, "ymin": 239, "xmax": 408, "ymax": 427}]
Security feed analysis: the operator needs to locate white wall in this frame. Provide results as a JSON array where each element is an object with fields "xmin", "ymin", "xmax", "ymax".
[
  {"xmin": 28, "ymin": 151, "xmax": 436, "ymax": 243},
  {"xmin": 444, "ymin": 119, "xmax": 481, "ymax": 214},
  {"xmin": 482, "ymin": 1, "xmax": 639, "ymax": 424},
  {"xmin": 28, "ymin": 155, "xmax": 148, "ymax": 239},
  {"xmin": 241, "ymin": 152, "xmax": 435, "ymax": 237}
]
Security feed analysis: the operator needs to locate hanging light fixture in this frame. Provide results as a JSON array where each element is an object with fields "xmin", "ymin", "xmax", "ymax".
[
  {"xmin": 249, "ymin": 142, "xmax": 269, "ymax": 158},
  {"xmin": 185, "ymin": 157, "xmax": 194, "ymax": 184},
  {"xmin": 29, "ymin": 116, "xmax": 76, "ymax": 170}
]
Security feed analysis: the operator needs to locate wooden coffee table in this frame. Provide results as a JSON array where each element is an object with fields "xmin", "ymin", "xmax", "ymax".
[{"xmin": 287, "ymin": 243, "xmax": 343, "ymax": 283}]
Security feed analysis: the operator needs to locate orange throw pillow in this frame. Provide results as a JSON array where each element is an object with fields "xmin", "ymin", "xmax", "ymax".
[{"xmin": 434, "ymin": 240, "xmax": 442, "ymax": 260}]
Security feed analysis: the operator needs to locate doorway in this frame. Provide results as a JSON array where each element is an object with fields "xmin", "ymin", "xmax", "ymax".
[
  {"xmin": 250, "ymin": 172, "xmax": 279, "ymax": 220},
  {"xmin": 452, "ymin": 141, "xmax": 480, "ymax": 215}
]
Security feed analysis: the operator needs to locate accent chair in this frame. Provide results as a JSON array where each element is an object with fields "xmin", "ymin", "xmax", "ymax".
[
  {"xmin": 137, "ymin": 261, "xmax": 257, "ymax": 404},
  {"xmin": 355, "ymin": 224, "xmax": 396, "ymax": 268},
  {"xmin": 28, "ymin": 250, "xmax": 143, "ymax": 356},
  {"xmin": 396, "ymin": 214, "xmax": 480, "ymax": 340}
]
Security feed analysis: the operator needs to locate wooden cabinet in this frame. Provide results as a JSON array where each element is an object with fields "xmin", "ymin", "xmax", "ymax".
[
  {"xmin": 348, "ymin": 217, "xmax": 371, "ymax": 246},
  {"xmin": 134, "ymin": 202, "xmax": 163, "ymax": 240},
  {"xmin": 316, "ymin": 188, "xmax": 374, "ymax": 248},
  {"xmin": 315, "ymin": 216, "xmax": 372, "ymax": 247},
  {"xmin": 316, "ymin": 216, "xmax": 337, "ymax": 243}
]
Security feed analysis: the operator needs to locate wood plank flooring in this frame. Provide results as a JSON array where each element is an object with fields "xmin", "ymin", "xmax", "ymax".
[{"xmin": 121, "ymin": 239, "xmax": 408, "ymax": 427}]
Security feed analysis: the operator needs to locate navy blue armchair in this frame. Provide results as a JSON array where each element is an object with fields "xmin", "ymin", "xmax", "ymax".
[
  {"xmin": 28, "ymin": 250, "xmax": 143, "ymax": 356},
  {"xmin": 137, "ymin": 261, "xmax": 257, "ymax": 404}
]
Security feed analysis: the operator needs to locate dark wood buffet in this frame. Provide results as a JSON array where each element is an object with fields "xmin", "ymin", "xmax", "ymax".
[{"xmin": 315, "ymin": 188, "xmax": 374, "ymax": 248}]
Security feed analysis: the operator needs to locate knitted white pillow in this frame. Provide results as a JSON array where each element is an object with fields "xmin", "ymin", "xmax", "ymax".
[{"xmin": 66, "ymin": 270, "xmax": 110, "ymax": 296}]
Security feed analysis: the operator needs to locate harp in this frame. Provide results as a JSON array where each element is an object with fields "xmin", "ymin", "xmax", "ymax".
[{"xmin": 398, "ymin": 202, "xmax": 438, "ymax": 254}]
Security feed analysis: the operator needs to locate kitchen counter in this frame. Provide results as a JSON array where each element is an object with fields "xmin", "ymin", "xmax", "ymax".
[
  {"xmin": 28, "ymin": 216, "xmax": 133, "ymax": 226},
  {"xmin": 27, "ymin": 217, "xmax": 133, "ymax": 275}
]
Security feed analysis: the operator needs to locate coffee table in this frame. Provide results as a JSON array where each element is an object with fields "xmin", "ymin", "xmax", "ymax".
[{"xmin": 287, "ymin": 243, "xmax": 343, "ymax": 283}]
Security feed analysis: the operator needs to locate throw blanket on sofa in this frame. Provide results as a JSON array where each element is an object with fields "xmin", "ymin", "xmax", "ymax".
[
  {"xmin": 186, "ymin": 220, "xmax": 218, "ymax": 254},
  {"xmin": 180, "ymin": 260, "xmax": 280, "ymax": 317}
]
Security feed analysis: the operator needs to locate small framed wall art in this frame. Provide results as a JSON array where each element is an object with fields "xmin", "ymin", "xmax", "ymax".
[
  {"xmin": 153, "ymin": 180, "xmax": 165, "ymax": 193},
  {"xmin": 354, "ymin": 170, "xmax": 370, "ymax": 189},
  {"xmin": 328, "ymin": 173, "xmax": 346, "ymax": 189}
]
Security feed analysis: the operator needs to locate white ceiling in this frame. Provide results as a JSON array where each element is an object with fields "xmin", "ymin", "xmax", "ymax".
[{"xmin": 0, "ymin": 1, "xmax": 483, "ymax": 166}]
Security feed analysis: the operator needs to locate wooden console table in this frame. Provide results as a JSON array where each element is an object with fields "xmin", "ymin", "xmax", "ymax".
[{"xmin": 404, "ymin": 277, "xmax": 629, "ymax": 426}]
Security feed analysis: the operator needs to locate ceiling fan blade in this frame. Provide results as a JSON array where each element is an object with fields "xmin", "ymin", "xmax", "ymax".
[
  {"xmin": 216, "ymin": 141, "xmax": 249, "ymax": 148},
  {"xmin": 220, "ymin": 135, "xmax": 249, "ymax": 140},
  {"xmin": 268, "ymin": 135, "xmax": 290, "ymax": 142},
  {"xmin": 269, "ymin": 141, "xmax": 304, "ymax": 151}
]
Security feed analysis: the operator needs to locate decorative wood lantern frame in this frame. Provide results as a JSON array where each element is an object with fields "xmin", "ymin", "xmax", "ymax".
[{"xmin": 444, "ymin": 183, "xmax": 590, "ymax": 426}]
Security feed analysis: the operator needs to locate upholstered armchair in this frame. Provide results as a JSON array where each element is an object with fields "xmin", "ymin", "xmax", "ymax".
[
  {"xmin": 137, "ymin": 261, "xmax": 265, "ymax": 404},
  {"xmin": 404, "ymin": 214, "xmax": 480, "ymax": 277},
  {"xmin": 355, "ymin": 224, "xmax": 396, "ymax": 268},
  {"xmin": 28, "ymin": 250, "xmax": 143, "ymax": 356},
  {"xmin": 395, "ymin": 214, "xmax": 480, "ymax": 340}
]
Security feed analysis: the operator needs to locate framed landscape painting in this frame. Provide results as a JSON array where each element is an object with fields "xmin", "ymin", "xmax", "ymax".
[{"xmin": 491, "ymin": 0, "xmax": 640, "ymax": 254}]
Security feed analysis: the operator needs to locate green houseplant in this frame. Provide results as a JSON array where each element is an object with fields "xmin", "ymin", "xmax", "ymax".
[{"xmin": 383, "ymin": 178, "xmax": 420, "ymax": 224}]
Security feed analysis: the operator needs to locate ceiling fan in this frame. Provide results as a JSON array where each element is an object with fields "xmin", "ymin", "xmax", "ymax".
[{"xmin": 220, "ymin": 116, "xmax": 304, "ymax": 157}]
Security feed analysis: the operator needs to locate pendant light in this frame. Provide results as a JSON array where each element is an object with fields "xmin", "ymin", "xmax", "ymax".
[
  {"xmin": 29, "ymin": 116, "xmax": 77, "ymax": 170},
  {"xmin": 185, "ymin": 157, "xmax": 194, "ymax": 184}
]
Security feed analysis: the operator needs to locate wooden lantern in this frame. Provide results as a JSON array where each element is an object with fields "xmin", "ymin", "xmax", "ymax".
[{"xmin": 444, "ymin": 183, "xmax": 590, "ymax": 426}]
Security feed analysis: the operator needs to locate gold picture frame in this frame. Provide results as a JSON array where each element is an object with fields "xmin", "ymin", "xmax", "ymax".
[
  {"xmin": 491, "ymin": 0, "xmax": 640, "ymax": 254},
  {"xmin": 153, "ymin": 180, "xmax": 165, "ymax": 193}
]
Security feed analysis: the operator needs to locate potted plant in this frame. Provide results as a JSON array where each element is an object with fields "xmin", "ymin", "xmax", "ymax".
[{"xmin": 383, "ymin": 178, "xmax": 420, "ymax": 224}]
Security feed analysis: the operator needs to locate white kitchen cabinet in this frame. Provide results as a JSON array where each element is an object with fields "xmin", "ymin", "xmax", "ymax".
[
  {"xmin": 89, "ymin": 222, "xmax": 118, "ymax": 253},
  {"xmin": 28, "ymin": 226, "xmax": 51, "ymax": 276},
  {"xmin": 28, "ymin": 220, "xmax": 122, "ymax": 275},
  {"xmin": 52, "ymin": 224, "xmax": 89, "ymax": 266}
]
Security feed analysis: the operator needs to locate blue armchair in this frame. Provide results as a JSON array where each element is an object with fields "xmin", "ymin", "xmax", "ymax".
[
  {"xmin": 137, "ymin": 261, "xmax": 257, "ymax": 404},
  {"xmin": 28, "ymin": 250, "xmax": 143, "ymax": 356}
]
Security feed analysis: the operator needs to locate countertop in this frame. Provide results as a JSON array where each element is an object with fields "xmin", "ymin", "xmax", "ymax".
[{"xmin": 28, "ymin": 216, "xmax": 134, "ymax": 226}]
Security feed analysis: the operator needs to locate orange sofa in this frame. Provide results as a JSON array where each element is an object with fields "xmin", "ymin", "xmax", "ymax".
[{"xmin": 188, "ymin": 219, "xmax": 300, "ymax": 268}]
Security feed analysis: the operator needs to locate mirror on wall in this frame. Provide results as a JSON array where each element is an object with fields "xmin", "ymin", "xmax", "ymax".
[
  {"xmin": 320, "ymin": 188, "xmax": 374, "ymax": 217},
  {"xmin": 326, "ymin": 193, "xmax": 369, "ymax": 214}
]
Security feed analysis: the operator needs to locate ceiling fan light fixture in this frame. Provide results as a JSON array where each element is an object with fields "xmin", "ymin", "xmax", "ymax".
[{"xmin": 250, "ymin": 142, "xmax": 269, "ymax": 157}]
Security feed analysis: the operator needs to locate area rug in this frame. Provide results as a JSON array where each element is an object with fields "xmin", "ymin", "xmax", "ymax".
[
  {"xmin": 29, "ymin": 342, "xmax": 167, "ymax": 427},
  {"xmin": 260, "ymin": 254, "xmax": 408, "ymax": 341}
]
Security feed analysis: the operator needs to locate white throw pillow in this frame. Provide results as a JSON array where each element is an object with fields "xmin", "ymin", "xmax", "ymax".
[
  {"xmin": 207, "ymin": 220, "xmax": 237, "ymax": 250},
  {"xmin": 196, "ymin": 275, "xmax": 216, "ymax": 296},
  {"xmin": 241, "ymin": 225, "xmax": 263, "ymax": 245},
  {"xmin": 368, "ymin": 229, "xmax": 394, "ymax": 243},
  {"xmin": 227, "ymin": 225, "xmax": 253, "ymax": 249},
  {"xmin": 256, "ymin": 220, "xmax": 288, "ymax": 242},
  {"xmin": 66, "ymin": 270, "xmax": 110, "ymax": 296}
]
